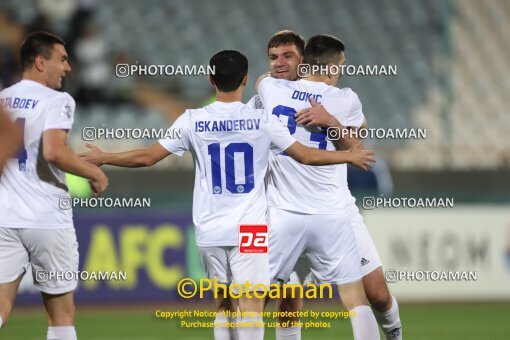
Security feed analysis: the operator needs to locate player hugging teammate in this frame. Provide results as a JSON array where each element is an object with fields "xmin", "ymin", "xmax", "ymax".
[{"xmin": 249, "ymin": 30, "xmax": 403, "ymax": 340}]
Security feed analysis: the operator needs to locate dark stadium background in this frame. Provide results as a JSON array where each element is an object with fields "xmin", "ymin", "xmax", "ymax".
[{"xmin": 1, "ymin": 0, "xmax": 509, "ymax": 339}]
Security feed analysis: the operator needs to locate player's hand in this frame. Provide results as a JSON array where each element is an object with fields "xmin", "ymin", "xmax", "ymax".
[
  {"xmin": 79, "ymin": 143, "xmax": 105, "ymax": 166},
  {"xmin": 89, "ymin": 167, "xmax": 108, "ymax": 196},
  {"xmin": 347, "ymin": 142, "xmax": 375, "ymax": 171},
  {"xmin": 295, "ymin": 97, "xmax": 340, "ymax": 128}
]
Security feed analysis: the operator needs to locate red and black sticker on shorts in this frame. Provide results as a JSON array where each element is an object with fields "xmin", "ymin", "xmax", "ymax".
[{"xmin": 239, "ymin": 224, "xmax": 268, "ymax": 253}]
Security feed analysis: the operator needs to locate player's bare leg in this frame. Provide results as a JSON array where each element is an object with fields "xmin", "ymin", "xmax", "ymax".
[
  {"xmin": 42, "ymin": 291, "xmax": 77, "ymax": 340},
  {"xmin": 276, "ymin": 292, "xmax": 303, "ymax": 340},
  {"xmin": 363, "ymin": 268, "xmax": 402, "ymax": 339},
  {"xmin": 0, "ymin": 275, "xmax": 23, "ymax": 329},
  {"xmin": 214, "ymin": 294, "xmax": 239, "ymax": 340},
  {"xmin": 237, "ymin": 295, "xmax": 264, "ymax": 340},
  {"xmin": 337, "ymin": 281, "xmax": 380, "ymax": 340}
]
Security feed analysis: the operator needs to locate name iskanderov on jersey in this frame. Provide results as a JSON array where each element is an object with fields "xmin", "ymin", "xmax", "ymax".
[{"xmin": 195, "ymin": 119, "xmax": 261, "ymax": 133}]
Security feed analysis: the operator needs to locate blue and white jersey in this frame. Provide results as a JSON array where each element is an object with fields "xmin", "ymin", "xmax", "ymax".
[
  {"xmin": 0, "ymin": 80, "xmax": 75, "ymax": 228},
  {"xmin": 159, "ymin": 101, "xmax": 295, "ymax": 246},
  {"xmin": 258, "ymin": 77, "xmax": 365, "ymax": 214}
]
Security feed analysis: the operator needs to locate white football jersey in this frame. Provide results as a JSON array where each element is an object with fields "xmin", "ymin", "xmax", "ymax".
[
  {"xmin": 258, "ymin": 77, "xmax": 365, "ymax": 214},
  {"xmin": 158, "ymin": 101, "xmax": 296, "ymax": 246},
  {"xmin": 0, "ymin": 80, "xmax": 75, "ymax": 228}
]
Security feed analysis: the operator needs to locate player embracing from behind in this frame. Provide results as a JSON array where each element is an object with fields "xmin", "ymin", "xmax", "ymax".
[
  {"xmin": 79, "ymin": 49, "xmax": 374, "ymax": 340},
  {"xmin": 0, "ymin": 32, "xmax": 108, "ymax": 339},
  {"xmin": 292, "ymin": 34, "xmax": 403, "ymax": 340}
]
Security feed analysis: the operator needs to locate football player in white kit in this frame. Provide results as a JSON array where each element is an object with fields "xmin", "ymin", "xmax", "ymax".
[
  {"xmin": 0, "ymin": 32, "xmax": 108, "ymax": 340},
  {"xmin": 79, "ymin": 50, "xmax": 375, "ymax": 340},
  {"xmin": 254, "ymin": 32, "xmax": 402, "ymax": 340},
  {"xmin": 292, "ymin": 36, "xmax": 403, "ymax": 340}
]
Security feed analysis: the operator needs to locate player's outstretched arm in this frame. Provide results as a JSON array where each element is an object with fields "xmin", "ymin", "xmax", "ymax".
[
  {"xmin": 79, "ymin": 142, "xmax": 171, "ymax": 168},
  {"xmin": 43, "ymin": 129, "xmax": 108, "ymax": 194},
  {"xmin": 284, "ymin": 140, "xmax": 375, "ymax": 170}
]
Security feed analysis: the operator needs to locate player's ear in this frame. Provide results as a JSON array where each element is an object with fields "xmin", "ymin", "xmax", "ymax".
[
  {"xmin": 339, "ymin": 51, "xmax": 346, "ymax": 66},
  {"xmin": 242, "ymin": 74, "xmax": 248, "ymax": 87},
  {"xmin": 34, "ymin": 55, "xmax": 45, "ymax": 72},
  {"xmin": 208, "ymin": 75, "xmax": 215, "ymax": 87},
  {"xmin": 327, "ymin": 64, "xmax": 335, "ymax": 79}
]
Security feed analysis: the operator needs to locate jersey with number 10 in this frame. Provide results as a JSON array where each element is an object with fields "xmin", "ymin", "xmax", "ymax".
[
  {"xmin": 0, "ymin": 80, "xmax": 75, "ymax": 229},
  {"xmin": 258, "ymin": 77, "xmax": 365, "ymax": 214},
  {"xmin": 158, "ymin": 101, "xmax": 295, "ymax": 247}
]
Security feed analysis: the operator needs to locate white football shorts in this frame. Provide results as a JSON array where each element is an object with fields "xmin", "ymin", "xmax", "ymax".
[
  {"xmin": 347, "ymin": 204, "xmax": 383, "ymax": 276},
  {"xmin": 0, "ymin": 227, "xmax": 79, "ymax": 294},
  {"xmin": 268, "ymin": 207, "xmax": 362, "ymax": 285},
  {"xmin": 198, "ymin": 246, "xmax": 270, "ymax": 292},
  {"xmin": 287, "ymin": 204, "xmax": 383, "ymax": 283}
]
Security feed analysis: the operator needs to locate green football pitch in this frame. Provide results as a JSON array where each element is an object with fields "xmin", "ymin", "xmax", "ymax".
[{"xmin": 2, "ymin": 303, "xmax": 509, "ymax": 339}]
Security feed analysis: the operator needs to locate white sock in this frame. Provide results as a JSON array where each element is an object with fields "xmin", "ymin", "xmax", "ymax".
[
  {"xmin": 237, "ymin": 315, "xmax": 264, "ymax": 340},
  {"xmin": 230, "ymin": 313, "xmax": 239, "ymax": 340},
  {"xmin": 373, "ymin": 296, "xmax": 402, "ymax": 339},
  {"xmin": 350, "ymin": 305, "xmax": 380, "ymax": 340},
  {"xmin": 214, "ymin": 313, "xmax": 238, "ymax": 340},
  {"xmin": 0, "ymin": 315, "xmax": 3, "ymax": 328},
  {"xmin": 47, "ymin": 326, "xmax": 77, "ymax": 340},
  {"xmin": 276, "ymin": 325, "xmax": 301, "ymax": 340}
]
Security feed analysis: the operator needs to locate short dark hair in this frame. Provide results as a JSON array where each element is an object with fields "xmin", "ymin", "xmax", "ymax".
[
  {"xmin": 267, "ymin": 30, "xmax": 305, "ymax": 56},
  {"xmin": 209, "ymin": 50, "xmax": 248, "ymax": 92},
  {"xmin": 304, "ymin": 34, "xmax": 345, "ymax": 67},
  {"xmin": 20, "ymin": 31, "xmax": 65, "ymax": 71}
]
